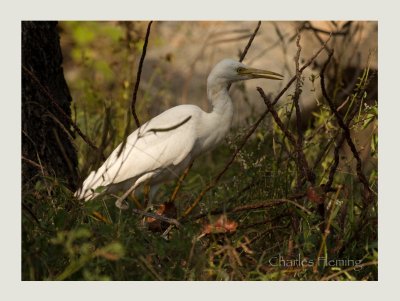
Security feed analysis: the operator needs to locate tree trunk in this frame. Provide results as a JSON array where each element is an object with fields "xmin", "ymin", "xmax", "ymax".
[{"xmin": 22, "ymin": 21, "xmax": 77, "ymax": 190}]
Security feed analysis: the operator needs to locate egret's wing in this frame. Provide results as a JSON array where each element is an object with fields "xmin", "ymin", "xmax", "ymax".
[{"xmin": 85, "ymin": 105, "xmax": 200, "ymax": 190}]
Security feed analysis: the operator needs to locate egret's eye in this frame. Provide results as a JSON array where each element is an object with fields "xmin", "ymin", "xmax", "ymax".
[{"xmin": 236, "ymin": 67, "xmax": 245, "ymax": 73}]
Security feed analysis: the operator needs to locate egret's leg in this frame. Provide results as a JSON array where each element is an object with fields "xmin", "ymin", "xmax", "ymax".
[
  {"xmin": 149, "ymin": 184, "xmax": 160, "ymax": 202},
  {"xmin": 144, "ymin": 184, "xmax": 160, "ymax": 212},
  {"xmin": 115, "ymin": 198, "xmax": 130, "ymax": 210},
  {"xmin": 143, "ymin": 183, "xmax": 151, "ymax": 209},
  {"xmin": 169, "ymin": 161, "xmax": 193, "ymax": 202},
  {"xmin": 115, "ymin": 172, "xmax": 156, "ymax": 210},
  {"xmin": 129, "ymin": 192, "xmax": 144, "ymax": 209}
]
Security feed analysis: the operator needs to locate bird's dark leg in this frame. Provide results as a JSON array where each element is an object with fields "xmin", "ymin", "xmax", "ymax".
[
  {"xmin": 169, "ymin": 161, "xmax": 194, "ymax": 203},
  {"xmin": 129, "ymin": 192, "xmax": 144, "ymax": 209},
  {"xmin": 115, "ymin": 198, "xmax": 130, "ymax": 210},
  {"xmin": 143, "ymin": 182, "xmax": 152, "ymax": 210}
]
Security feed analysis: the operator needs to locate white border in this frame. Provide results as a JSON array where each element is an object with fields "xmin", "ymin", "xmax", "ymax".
[{"xmin": 1, "ymin": 0, "xmax": 399, "ymax": 300}]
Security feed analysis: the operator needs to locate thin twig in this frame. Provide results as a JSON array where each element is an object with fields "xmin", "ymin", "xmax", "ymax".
[
  {"xmin": 22, "ymin": 155, "xmax": 47, "ymax": 172},
  {"xmin": 239, "ymin": 21, "xmax": 261, "ymax": 62},
  {"xmin": 228, "ymin": 21, "xmax": 261, "ymax": 91},
  {"xmin": 293, "ymin": 33, "xmax": 304, "ymax": 143},
  {"xmin": 311, "ymin": 138, "xmax": 335, "ymax": 171},
  {"xmin": 117, "ymin": 21, "xmax": 153, "ymax": 158},
  {"xmin": 132, "ymin": 208, "xmax": 181, "ymax": 228},
  {"xmin": 293, "ymin": 32, "xmax": 311, "ymax": 186},
  {"xmin": 261, "ymin": 91, "xmax": 298, "ymax": 147},
  {"xmin": 313, "ymin": 186, "xmax": 342, "ymax": 273},
  {"xmin": 324, "ymin": 134, "xmax": 346, "ymax": 192},
  {"xmin": 130, "ymin": 20, "xmax": 153, "ymax": 128}
]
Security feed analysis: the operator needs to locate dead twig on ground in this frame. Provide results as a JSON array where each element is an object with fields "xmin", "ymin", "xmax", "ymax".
[{"xmin": 132, "ymin": 208, "xmax": 181, "ymax": 228}]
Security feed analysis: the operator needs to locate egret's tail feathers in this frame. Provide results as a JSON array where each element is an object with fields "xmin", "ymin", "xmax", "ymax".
[
  {"xmin": 74, "ymin": 170, "xmax": 107, "ymax": 201},
  {"xmin": 73, "ymin": 188, "xmax": 100, "ymax": 201}
]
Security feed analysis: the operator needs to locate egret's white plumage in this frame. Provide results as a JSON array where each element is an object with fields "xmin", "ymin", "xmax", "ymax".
[{"xmin": 75, "ymin": 58, "xmax": 282, "ymax": 208}]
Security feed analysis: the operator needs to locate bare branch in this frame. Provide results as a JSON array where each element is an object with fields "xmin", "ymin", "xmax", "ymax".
[
  {"xmin": 228, "ymin": 21, "xmax": 261, "ymax": 91},
  {"xmin": 258, "ymin": 88, "xmax": 314, "ymax": 184},
  {"xmin": 117, "ymin": 21, "xmax": 153, "ymax": 158},
  {"xmin": 320, "ymin": 51, "xmax": 373, "ymax": 201},
  {"xmin": 324, "ymin": 134, "xmax": 346, "ymax": 192},
  {"xmin": 132, "ymin": 208, "xmax": 181, "ymax": 228},
  {"xmin": 239, "ymin": 21, "xmax": 261, "ymax": 62},
  {"xmin": 293, "ymin": 32, "xmax": 304, "ymax": 145},
  {"xmin": 130, "ymin": 20, "xmax": 153, "ymax": 128},
  {"xmin": 292, "ymin": 32, "xmax": 313, "ymax": 186}
]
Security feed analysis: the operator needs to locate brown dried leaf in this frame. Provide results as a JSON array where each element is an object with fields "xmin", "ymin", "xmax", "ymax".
[
  {"xmin": 202, "ymin": 214, "xmax": 238, "ymax": 235},
  {"xmin": 307, "ymin": 186, "xmax": 324, "ymax": 204},
  {"xmin": 147, "ymin": 202, "xmax": 177, "ymax": 232}
]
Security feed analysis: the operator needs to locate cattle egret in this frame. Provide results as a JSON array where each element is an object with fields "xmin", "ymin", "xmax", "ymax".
[{"xmin": 75, "ymin": 58, "xmax": 283, "ymax": 209}]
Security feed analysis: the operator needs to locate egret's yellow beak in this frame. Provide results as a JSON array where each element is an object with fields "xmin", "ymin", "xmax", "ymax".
[{"xmin": 239, "ymin": 67, "xmax": 283, "ymax": 80}]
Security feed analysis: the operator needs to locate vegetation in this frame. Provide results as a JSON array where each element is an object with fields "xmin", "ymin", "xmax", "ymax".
[{"xmin": 22, "ymin": 21, "xmax": 377, "ymax": 280}]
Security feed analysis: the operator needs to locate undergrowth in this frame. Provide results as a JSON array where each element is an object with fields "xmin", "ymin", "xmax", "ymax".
[{"xmin": 22, "ymin": 112, "xmax": 378, "ymax": 280}]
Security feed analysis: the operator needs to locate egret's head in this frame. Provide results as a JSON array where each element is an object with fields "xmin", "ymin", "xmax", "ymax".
[{"xmin": 208, "ymin": 58, "xmax": 283, "ymax": 85}]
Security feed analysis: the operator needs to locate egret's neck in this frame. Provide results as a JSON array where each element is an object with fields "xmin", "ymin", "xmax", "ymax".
[
  {"xmin": 195, "ymin": 78, "xmax": 233, "ymax": 153},
  {"xmin": 207, "ymin": 78, "xmax": 233, "ymax": 117}
]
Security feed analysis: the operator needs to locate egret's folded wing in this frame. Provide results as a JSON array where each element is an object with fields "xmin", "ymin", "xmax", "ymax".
[{"xmin": 88, "ymin": 106, "xmax": 200, "ymax": 188}]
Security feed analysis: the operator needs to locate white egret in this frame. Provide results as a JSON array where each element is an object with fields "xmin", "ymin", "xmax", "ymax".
[{"xmin": 74, "ymin": 58, "xmax": 283, "ymax": 209}]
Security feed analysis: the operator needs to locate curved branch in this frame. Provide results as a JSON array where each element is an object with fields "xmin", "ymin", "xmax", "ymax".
[{"xmin": 130, "ymin": 20, "xmax": 153, "ymax": 128}]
